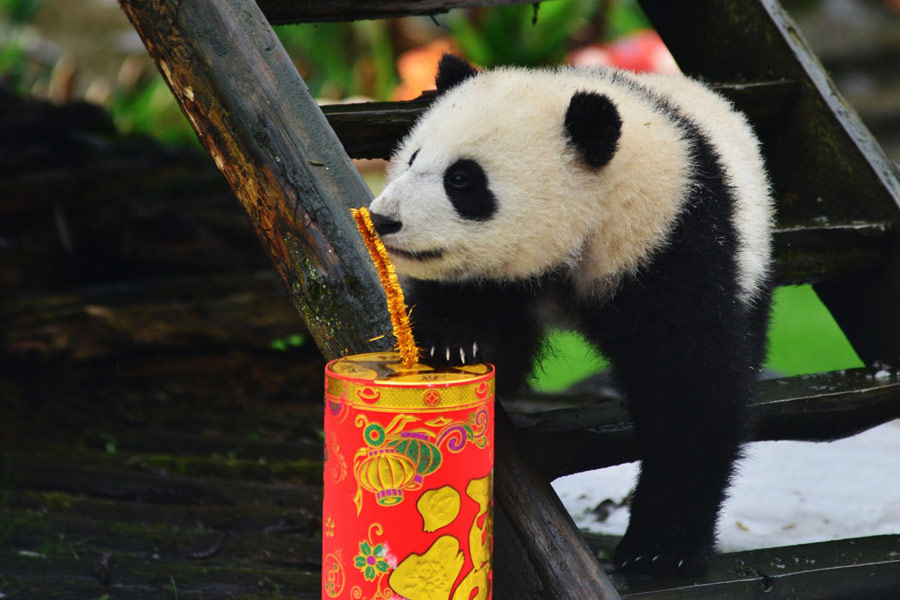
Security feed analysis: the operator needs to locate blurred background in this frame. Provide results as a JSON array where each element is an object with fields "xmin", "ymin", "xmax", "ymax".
[{"xmin": 2, "ymin": 0, "xmax": 899, "ymax": 390}]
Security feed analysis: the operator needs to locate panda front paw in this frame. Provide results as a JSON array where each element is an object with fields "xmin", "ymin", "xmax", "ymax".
[
  {"xmin": 422, "ymin": 340, "xmax": 485, "ymax": 366},
  {"xmin": 614, "ymin": 533, "xmax": 710, "ymax": 577}
]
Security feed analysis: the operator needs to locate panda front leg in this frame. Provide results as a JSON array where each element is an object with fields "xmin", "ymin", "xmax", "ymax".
[
  {"xmin": 404, "ymin": 278, "xmax": 542, "ymax": 393},
  {"xmin": 588, "ymin": 310, "xmax": 754, "ymax": 577}
]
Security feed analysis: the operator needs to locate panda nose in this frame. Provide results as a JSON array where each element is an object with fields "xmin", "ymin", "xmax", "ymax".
[{"xmin": 370, "ymin": 212, "xmax": 402, "ymax": 236}]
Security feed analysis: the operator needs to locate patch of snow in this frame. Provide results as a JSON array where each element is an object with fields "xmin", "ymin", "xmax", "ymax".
[
  {"xmin": 553, "ymin": 419, "xmax": 900, "ymax": 551},
  {"xmin": 17, "ymin": 550, "xmax": 46, "ymax": 559},
  {"xmin": 874, "ymin": 369, "xmax": 892, "ymax": 380}
]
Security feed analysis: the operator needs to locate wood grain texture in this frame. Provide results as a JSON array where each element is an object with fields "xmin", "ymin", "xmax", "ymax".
[
  {"xmin": 512, "ymin": 367, "xmax": 900, "ymax": 479},
  {"xmin": 640, "ymin": 0, "xmax": 900, "ymax": 366},
  {"xmin": 1, "ymin": 273, "xmax": 302, "ymax": 361},
  {"xmin": 117, "ymin": 1, "xmax": 619, "ymax": 597},
  {"xmin": 118, "ymin": 0, "xmax": 391, "ymax": 359},
  {"xmin": 256, "ymin": 0, "xmax": 531, "ymax": 23},
  {"xmin": 606, "ymin": 534, "xmax": 900, "ymax": 599},
  {"xmin": 321, "ymin": 81, "xmax": 799, "ymax": 160},
  {"xmin": 495, "ymin": 406, "xmax": 622, "ymax": 600}
]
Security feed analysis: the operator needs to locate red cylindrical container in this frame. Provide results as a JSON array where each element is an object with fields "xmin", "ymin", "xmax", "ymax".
[{"xmin": 322, "ymin": 351, "xmax": 494, "ymax": 600}]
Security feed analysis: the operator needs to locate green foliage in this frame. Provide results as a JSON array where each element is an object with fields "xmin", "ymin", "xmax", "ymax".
[
  {"xmin": 0, "ymin": 34, "xmax": 27, "ymax": 88},
  {"xmin": 447, "ymin": 0, "xmax": 604, "ymax": 67},
  {"xmin": 766, "ymin": 285, "xmax": 863, "ymax": 375},
  {"xmin": 604, "ymin": 0, "xmax": 652, "ymax": 40},
  {"xmin": 274, "ymin": 21, "xmax": 398, "ymax": 100},
  {"xmin": 531, "ymin": 285, "xmax": 863, "ymax": 391},
  {"xmin": 0, "ymin": 0, "xmax": 44, "ymax": 23},
  {"xmin": 0, "ymin": 0, "xmax": 44, "ymax": 92},
  {"xmin": 108, "ymin": 76, "xmax": 199, "ymax": 147},
  {"xmin": 269, "ymin": 333, "xmax": 307, "ymax": 352},
  {"xmin": 446, "ymin": 0, "xmax": 650, "ymax": 68}
]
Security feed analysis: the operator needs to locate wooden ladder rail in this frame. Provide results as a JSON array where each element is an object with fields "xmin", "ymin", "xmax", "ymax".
[{"xmin": 117, "ymin": 0, "xmax": 621, "ymax": 598}]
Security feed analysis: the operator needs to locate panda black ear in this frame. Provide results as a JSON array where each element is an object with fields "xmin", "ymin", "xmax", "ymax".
[
  {"xmin": 435, "ymin": 54, "xmax": 478, "ymax": 96},
  {"xmin": 565, "ymin": 91, "xmax": 622, "ymax": 168}
]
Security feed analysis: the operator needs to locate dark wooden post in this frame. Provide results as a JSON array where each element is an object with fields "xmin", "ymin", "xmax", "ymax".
[
  {"xmin": 119, "ymin": 0, "xmax": 392, "ymax": 360},
  {"xmin": 117, "ymin": 1, "xmax": 620, "ymax": 598},
  {"xmin": 639, "ymin": 0, "xmax": 900, "ymax": 367}
]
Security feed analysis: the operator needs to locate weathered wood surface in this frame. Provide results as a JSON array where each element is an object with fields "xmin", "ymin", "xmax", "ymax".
[
  {"xmin": 4, "ymin": 348, "xmax": 899, "ymax": 598},
  {"xmin": 640, "ymin": 0, "xmax": 900, "ymax": 367},
  {"xmin": 321, "ymin": 81, "xmax": 800, "ymax": 160},
  {"xmin": 513, "ymin": 368, "xmax": 900, "ymax": 479},
  {"xmin": 495, "ymin": 406, "xmax": 622, "ymax": 599},
  {"xmin": 0, "ymin": 94, "xmax": 254, "ymax": 291},
  {"xmin": 601, "ymin": 534, "xmax": 900, "ymax": 599},
  {"xmin": 117, "ymin": 0, "xmax": 620, "ymax": 597},
  {"xmin": 118, "ymin": 0, "xmax": 392, "ymax": 360},
  {"xmin": 257, "ymin": 0, "xmax": 531, "ymax": 24},
  {"xmin": 1, "ymin": 273, "xmax": 303, "ymax": 361}
]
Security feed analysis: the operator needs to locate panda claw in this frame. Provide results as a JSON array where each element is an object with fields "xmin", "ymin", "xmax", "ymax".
[
  {"xmin": 445, "ymin": 347, "xmax": 450, "ymax": 362},
  {"xmin": 430, "ymin": 345, "xmax": 435, "ymax": 358},
  {"xmin": 472, "ymin": 342, "xmax": 478, "ymax": 358},
  {"xmin": 460, "ymin": 348, "xmax": 466, "ymax": 364},
  {"xmin": 677, "ymin": 559, "xmax": 684, "ymax": 569}
]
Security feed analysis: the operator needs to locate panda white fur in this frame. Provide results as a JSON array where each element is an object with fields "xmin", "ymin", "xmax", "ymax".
[{"xmin": 369, "ymin": 54, "xmax": 774, "ymax": 577}]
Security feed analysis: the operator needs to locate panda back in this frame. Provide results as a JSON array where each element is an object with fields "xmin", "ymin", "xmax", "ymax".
[{"xmin": 633, "ymin": 72, "xmax": 774, "ymax": 303}]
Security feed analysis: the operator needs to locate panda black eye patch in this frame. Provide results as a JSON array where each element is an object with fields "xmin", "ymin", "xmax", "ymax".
[{"xmin": 442, "ymin": 159, "xmax": 496, "ymax": 221}]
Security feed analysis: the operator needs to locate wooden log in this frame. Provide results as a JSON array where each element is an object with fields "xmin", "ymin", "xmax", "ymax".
[
  {"xmin": 1, "ymin": 273, "xmax": 304, "ymax": 361},
  {"xmin": 512, "ymin": 367, "xmax": 900, "ymax": 479},
  {"xmin": 321, "ymin": 81, "xmax": 799, "ymax": 160},
  {"xmin": 118, "ymin": 0, "xmax": 391, "ymax": 360},
  {"xmin": 0, "ymin": 542, "xmax": 319, "ymax": 600},
  {"xmin": 495, "ymin": 406, "xmax": 622, "ymax": 599},
  {"xmin": 771, "ymin": 220, "xmax": 894, "ymax": 285},
  {"xmin": 257, "ymin": 0, "xmax": 531, "ymax": 24},
  {"xmin": 0, "ymin": 161, "xmax": 270, "ymax": 290},
  {"xmin": 606, "ymin": 534, "xmax": 900, "ymax": 599},
  {"xmin": 117, "ymin": 1, "xmax": 620, "ymax": 597}
]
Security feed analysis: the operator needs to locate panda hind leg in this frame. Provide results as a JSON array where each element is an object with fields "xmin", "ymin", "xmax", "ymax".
[{"xmin": 588, "ymin": 317, "xmax": 754, "ymax": 577}]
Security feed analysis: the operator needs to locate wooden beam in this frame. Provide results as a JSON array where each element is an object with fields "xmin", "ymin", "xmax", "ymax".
[
  {"xmin": 772, "ymin": 220, "xmax": 894, "ymax": 285},
  {"xmin": 638, "ymin": 0, "xmax": 900, "ymax": 366},
  {"xmin": 117, "ymin": 1, "xmax": 620, "ymax": 597},
  {"xmin": 513, "ymin": 368, "xmax": 900, "ymax": 479},
  {"xmin": 321, "ymin": 80, "xmax": 799, "ymax": 160},
  {"xmin": 256, "ymin": 0, "xmax": 533, "ymax": 24},
  {"xmin": 0, "ymin": 273, "xmax": 303, "ymax": 361},
  {"xmin": 597, "ymin": 534, "xmax": 900, "ymax": 599}
]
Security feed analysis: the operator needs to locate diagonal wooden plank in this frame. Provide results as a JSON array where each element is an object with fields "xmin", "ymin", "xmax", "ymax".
[
  {"xmin": 117, "ymin": 0, "xmax": 620, "ymax": 597},
  {"xmin": 117, "ymin": 0, "xmax": 392, "ymax": 360},
  {"xmin": 639, "ymin": 0, "xmax": 900, "ymax": 367}
]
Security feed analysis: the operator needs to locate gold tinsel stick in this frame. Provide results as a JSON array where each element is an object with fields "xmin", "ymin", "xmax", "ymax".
[{"xmin": 352, "ymin": 207, "xmax": 420, "ymax": 368}]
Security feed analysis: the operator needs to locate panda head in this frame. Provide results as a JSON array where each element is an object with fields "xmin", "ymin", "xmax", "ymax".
[{"xmin": 369, "ymin": 55, "xmax": 623, "ymax": 282}]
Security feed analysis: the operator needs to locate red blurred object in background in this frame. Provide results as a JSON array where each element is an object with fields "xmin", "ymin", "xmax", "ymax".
[
  {"xmin": 392, "ymin": 38, "xmax": 458, "ymax": 100},
  {"xmin": 568, "ymin": 30, "xmax": 679, "ymax": 74}
]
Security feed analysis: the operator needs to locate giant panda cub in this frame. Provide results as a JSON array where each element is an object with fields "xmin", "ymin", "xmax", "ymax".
[{"xmin": 368, "ymin": 54, "xmax": 774, "ymax": 577}]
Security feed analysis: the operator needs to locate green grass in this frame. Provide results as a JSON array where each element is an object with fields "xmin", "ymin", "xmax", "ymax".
[{"xmin": 530, "ymin": 285, "xmax": 864, "ymax": 391}]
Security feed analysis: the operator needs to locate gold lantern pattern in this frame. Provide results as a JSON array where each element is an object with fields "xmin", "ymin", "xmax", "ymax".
[{"xmin": 353, "ymin": 410, "xmax": 489, "ymax": 514}]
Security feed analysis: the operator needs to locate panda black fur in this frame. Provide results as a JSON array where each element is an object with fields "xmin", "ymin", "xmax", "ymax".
[{"xmin": 369, "ymin": 54, "xmax": 774, "ymax": 577}]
